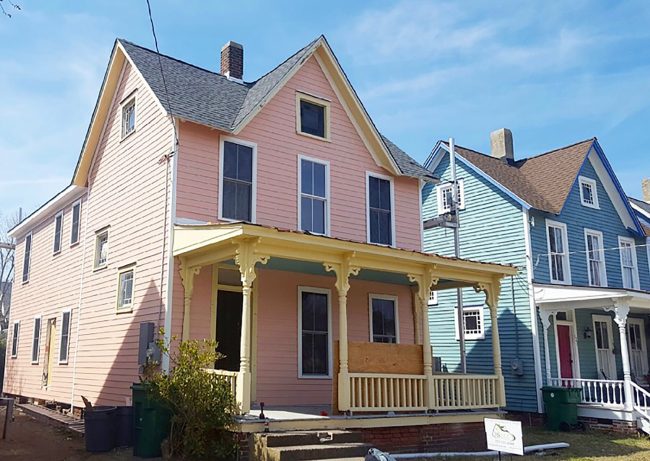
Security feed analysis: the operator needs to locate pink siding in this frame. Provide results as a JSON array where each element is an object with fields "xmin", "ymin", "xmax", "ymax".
[{"xmin": 176, "ymin": 56, "xmax": 422, "ymax": 251}]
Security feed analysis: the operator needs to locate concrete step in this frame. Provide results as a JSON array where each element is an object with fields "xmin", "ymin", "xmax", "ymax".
[
  {"xmin": 261, "ymin": 430, "xmax": 363, "ymax": 447},
  {"xmin": 637, "ymin": 416, "xmax": 650, "ymax": 435},
  {"xmin": 266, "ymin": 443, "xmax": 371, "ymax": 461}
]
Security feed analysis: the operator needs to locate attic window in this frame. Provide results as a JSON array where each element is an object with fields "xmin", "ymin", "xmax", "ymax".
[
  {"xmin": 121, "ymin": 97, "xmax": 136, "ymax": 139},
  {"xmin": 579, "ymin": 176, "xmax": 599, "ymax": 209},
  {"xmin": 297, "ymin": 93, "xmax": 329, "ymax": 140}
]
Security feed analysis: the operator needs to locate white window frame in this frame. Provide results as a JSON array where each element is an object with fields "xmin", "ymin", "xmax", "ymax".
[
  {"xmin": 454, "ymin": 305, "xmax": 485, "ymax": 340},
  {"xmin": 94, "ymin": 228, "xmax": 109, "ymax": 270},
  {"xmin": 546, "ymin": 219, "xmax": 572, "ymax": 285},
  {"xmin": 368, "ymin": 294, "xmax": 400, "ymax": 344},
  {"xmin": 578, "ymin": 176, "xmax": 599, "ymax": 209},
  {"xmin": 31, "ymin": 315, "xmax": 42, "ymax": 364},
  {"xmin": 365, "ymin": 172, "xmax": 396, "ymax": 247},
  {"xmin": 116, "ymin": 264, "xmax": 136, "ymax": 313},
  {"xmin": 121, "ymin": 94, "xmax": 137, "ymax": 140},
  {"xmin": 11, "ymin": 320, "xmax": 19, "ymax": 358},
  {"xmin": 53, "ymin": 210, "xmax": 64, "ymax": 255},
  {"xmin": 297, "ymin": 286, "xmax": 332, "ymax": 379},
  {"xmin": 436, "ymin": 179, "xmax": 465, "ymax": 215},
  {"xmin": 619, "ymin": 236, "xmax": 640, "ymax": 290},
  {"xmin": 22, "ymin": 232, "xmax": 32, "ymax": 284},
  {"xmin": 59, "ymin": 309, "xmax": 72, "ymax": 364},
  {"xmin": 296, "ymin": 91, "xmax": 331, "ymax": 141},
  {"xmin": 428, "ymin": 289, "xmax": 438, "ymax": 306},
  {"xmin": 592, "ymin": 314, "xmax": 616, "ymax": 380},
  {"xmin": 218, "ymin": 136, "xmax": 258, "ymax": 223},
  {"xmin": 70, "ymin": 200, "xmax": 81, "ymax": 246},
  {"xmin": 584, "ymin": 229, "xmax": 607, "ymax": 287},
  {"xmin": 297, "ymin": 155, "xmax": 330, "ymax": 236}
]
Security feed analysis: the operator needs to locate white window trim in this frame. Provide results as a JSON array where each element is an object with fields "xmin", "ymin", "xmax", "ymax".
[
  {"xmin": 584, "ymin": 228, "xmax": 608, "ymax": 287},
  {"xmin": 428, "ymin": 289, "xmax": 438, "ymax": 306},
  {"xmin": 546, "ymin": 219, "xmax": 572, "ymax": 285},
  {"xmin": 436, "ymin": 178, "xmax": 465, "ymax": 215},
  {"xmin": 619, "ymin": 236, "xmax": 640, "ymax": 290},
  {"xmin": 11, "ymin": 320, "xmax": 19, "ymax": 358},
  {"xmin": 58, "ymin": 309, "xmax": 72, "ymax": 364},
  {"xmin": 454, "ymin": 305, "xmax": 485, "ymax": 340},
  {"xmin": 592, "ymin": 314, "xmax": 615, "ymax": 380},
  {"xmin": 578, "ymin": 176, "xmax": 599, "ymax": 209},
  {"xmin": 218, "ymin": 136, "xmax": 258, "ymax": 224},
  {"xmin": 120, "ymin": 93, "xmax": 137, "ymax": 140},
  {"xmin": 94, "ymin": 228, "xmax": 109, "ymax": 270},
  {"xmin": 628, "ymin": 317, "xmax": 649, "ymax": 376},
  {"xmin": 295, "ymin": 91, "xmax": 331, "ymax": 142},
  {"xmin": 368, "ymin": 294, "xmax": 400, "ymax": 344},
  {"xmin": 53, "ymin": 210, "xmax": 64, "ymax": 255},
  {"xmin": 70, "ymin": 199, "xmax": 82, "ymax": 247},
  {"xmin": 297, "ymin": 154, "xmax": 330, "ymax": 236},
  {"xmin": 22, "ymin": 232, "xmax": 32, "ymax": 284},
  {"xmin": 116, "ymin": 264, "xmax": 136, "ymax": 313},
  {"xmin": 31, "ymin": 315, "xmax": 42, "ymax": 365},
  {"xmin": 297, "ymin": 286, "xmax": 333, "ymax": 379},
  {"xmin": 365, "ymin": 171, "xmax": 396, "ymax": 247}
]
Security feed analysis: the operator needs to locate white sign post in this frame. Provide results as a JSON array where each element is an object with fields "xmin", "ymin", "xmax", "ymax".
[{"xmin": 484, "ymin": 418, "xmax": 524, "ymax": 457}]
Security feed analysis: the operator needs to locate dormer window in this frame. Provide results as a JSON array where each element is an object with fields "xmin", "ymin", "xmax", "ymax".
[
  {"xmin": 297, "ymin": 93, "xmax": 329, "ymax": 140},
  {"xmin": 579, "ymin": 176, "xmax": 599, "ymax": 209},
  {"xmin": 121, "ymin": 97, "xmax": 136, "ymax": 139}
]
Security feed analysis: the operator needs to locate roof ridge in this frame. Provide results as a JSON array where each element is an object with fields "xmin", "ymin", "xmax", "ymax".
[
  {"xmin": 247, "ymin": 35, "xmax": 322, "ymax": 85},
  {"xmin": 519, "ymin": 137, "xmax": 596, "ymax": 162}
]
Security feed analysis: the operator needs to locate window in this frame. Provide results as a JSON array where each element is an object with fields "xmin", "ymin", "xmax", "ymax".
[
  {"xmin": 546, "ymin": 220, "xmax": 571, "ymax": 284},
  {"xmin": 299, "ymin": 157, "xmax": 329, "ymax": 235},
  {"xmin": 619, "ymin": 237, "xmax": 639, "ymax": 289},
  {"xmin": 297, "ymin": 93, "xmax": 329, "ymax": 140},
  {"xmin": 121, "ymin": 97, "xmax": 136, "ymax": 138},
  {"xmin": 59, "ymin": 310, "xmax": 71, "ymax": 363},
  {"xmin": 117, "ymin": 266, "xmax": 135, "ymax": 311},
  {"xmin": 579, "ymin": 176, "xmax": 599, "ymax": 209},
  {"xmin": 367, "ymin": 174, "xmax": 394, "ymax": 246},
  {"xmin": 369, "ymin": 295, "xmax": 399, "ymax": 343},
  {"xmin": 11, "ymin": 321, "xmax": 19, "ymax": 358},
  {"xmin": 428, "ymin": 289, "xmax": 438, "ymax": 306},
  {"xmin": 585, "ymin": 230, "xmax": 607, "ymax": 287},
  {"xmin": 94, "ymin": 229, "xmax": 109, "ymax": 269},
  {"xmin": 22, "ymin": 233, "xmax": 32, "ymax": 283},
  {"xmin": 53, "ymin": 211, "xmax": 63, "ymax": 254},
  {"xmin": 298, "ymin": 288, "xmax": 331, "ymax": 378},
  {"xmin": 220, "ymin": 139, "xmax": 255, "ymax": 222},
  {"xmin": 70, "ymin": 201, "xmax": 81, "ymax": 245},
  {"xmin": 437, "ymin": 179, "xmax": 465, "ymax": 214},
  {"xmin": 455, "ymin": 306, "xmax": 485, "ymax": 340},
  {"xmin": 31, "ymin": 317, "xmax": 41, "ymax": 364}
]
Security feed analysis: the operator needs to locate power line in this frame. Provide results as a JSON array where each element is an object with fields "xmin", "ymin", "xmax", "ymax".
[{"xmin": 534, "ymin": 242, "xmax": 649, "ymax": 268}]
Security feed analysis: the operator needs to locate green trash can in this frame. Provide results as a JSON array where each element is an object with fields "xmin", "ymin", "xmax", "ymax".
[
  {"xmin": 541, "ymin": 386, "xmax": 581, "ymax": 431},
  {"xmin": 132, "ymin": 383, "xmax": 172, "ymax": 458}
]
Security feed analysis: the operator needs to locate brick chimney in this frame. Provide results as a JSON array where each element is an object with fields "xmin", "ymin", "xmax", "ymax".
[
  {"xmin": 221, "ymin": 41, "xmax": 243, "ymax": 81},
  {"xmin": 490, "ymin": 128, "xmax": 514, "ymax": 161},
  {"xmin": 643, "ymin": 178, "xmax": 650, "ymax": 203}
]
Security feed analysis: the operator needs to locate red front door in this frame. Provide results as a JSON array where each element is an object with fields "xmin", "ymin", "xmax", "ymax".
[{"xmin": 557, "ymin": 325, "xmax": 574, "ymax": 379}]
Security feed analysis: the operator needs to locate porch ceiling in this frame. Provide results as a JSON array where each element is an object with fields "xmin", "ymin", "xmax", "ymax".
[{"xmin": 534, "ymin": 283, "xmax": 650, "ymax": 309}]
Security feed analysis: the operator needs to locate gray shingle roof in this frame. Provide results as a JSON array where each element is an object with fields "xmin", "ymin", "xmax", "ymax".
[
  {"xmin": 118, "ymin": 38, "xmax": 430, "ymax": 179},
  {"xmin": 630, "ymin": 196, "xmax": 650, "ymax": 215}
]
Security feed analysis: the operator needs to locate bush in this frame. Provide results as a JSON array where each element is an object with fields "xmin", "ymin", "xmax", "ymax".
[{"xmin": 151, "ymin": 336, "xmax": 236, "ymax": 460}]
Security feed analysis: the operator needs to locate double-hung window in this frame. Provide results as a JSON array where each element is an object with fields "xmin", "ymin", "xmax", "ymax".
[
  {"xmin": 299, "ymin": 157, "xmax": 328, "ymax": 235},
  {"xmin": 455, "ymin": 306, "xmax": 485, "ymax": 340},
  {"xmin": 117, "ymin": 265, "xmax": 135, "ymax": 311},
  {"xmin": 31, "ymin": 316, "xmax": 41, "ymax": 364},
  {"xmin": 579, "ymin": 176, "xmax": 599, "ymax": 209},
  {"xmin": 299, "ymin": 288, "xmax": 330, "ymax": 378},
  {"xmin": 437, "ymin": 179, "xmax": 465, "ymax": 214},
  {"xmin": 22, "ymin": 233, "xmax": 32, "ymax": 283},
  {"xmin": 367, "ymin": 174, "xmax": 393, "ymax": 246},
  {"xmin": 585, "ymin": 230, "xmax": 607, "ymax": 287},
  {"xmin": 11, "ymin": 321, "xmax": 19, "ymax": 358},
  {"xmin": 619, "ymin": 237, "xmax": 639, "ymax": 289},
  {"xmin": 53, "ymin": 211, "xmax": 63, "ymax": 254},
  {"xmin": 70, "ymin": 201, "xmax": 81, "ymax": 245},
  {"xmin": 369, "ymin": 295, "xmax": 398, "ymax": 343},
  {"xmin": 121, "ymin": 97, "xmax": 136, "ymax": 138},
  {"xmin": 220, "ymin": 139, "xmax": 255, "ymax": 222},
  {"xmin": 546, "ymin": 220, "xmax": 571, "ymax": 284},
  {"xmin": 59, "ymin": 310, "xmax": 71, "ymax": 363}
]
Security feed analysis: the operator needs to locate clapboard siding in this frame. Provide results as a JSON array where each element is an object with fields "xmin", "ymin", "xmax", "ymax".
[{"xmin": 422, "ymin": 153, "xmax": 539, "ymax": 412}]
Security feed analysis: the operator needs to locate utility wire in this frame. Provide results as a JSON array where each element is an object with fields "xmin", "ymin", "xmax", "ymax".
[{"xmin": 534, "ymin": 242, "xmax": 649, "ymax": 268}]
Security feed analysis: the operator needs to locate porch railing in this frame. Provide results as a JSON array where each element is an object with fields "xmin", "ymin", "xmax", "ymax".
[
  {"xmin": 432, "ymin": 374, "xmax": 500, "ymax": 410},
  {"xmin": 632, "ymin": 382, "xmax": 650, "ymax": 419},
  {"xmin": 349, "ymin": 373, "xmax": 427, "ymax": 412},
  {"xmin": 203, "ymin": 368, "xmax": 238, "ymax": 397},
  {"xmin": 550, "ymin": 378, "xmax": 625, "ymax": 407}
]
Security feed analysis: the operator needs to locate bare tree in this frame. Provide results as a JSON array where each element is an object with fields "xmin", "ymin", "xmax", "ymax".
[
  {"xmin": 0, "ymin": 0, "xmax": 20, "ymax": 18},
  {"xmin": 0, "ymin": 210, "xmax": 20, "ymax": 330}
]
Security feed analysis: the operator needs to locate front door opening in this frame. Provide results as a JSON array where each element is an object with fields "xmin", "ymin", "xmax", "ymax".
[
  {"xmin": 557, "ymin": 324, "xmax": 574, "ymax": 379},
  {"xmin": 42, "ymin": 318, "xmax": 56, "ymax": 388},
  {"xmin": 215, "ymin": 290, "xmax": 243, "ymax": 372},
  {"xmin": 593, "ymin": 315, "xmax": 616, "ymax": 380},
  {"xmin": 628, "ymin": 318, "xmax": 648, "ymax": 378}
]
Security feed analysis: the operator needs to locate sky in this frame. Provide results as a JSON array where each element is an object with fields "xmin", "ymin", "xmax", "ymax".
[{"xmin": 1, "ymin": 0, "xmax": 649, "ymax": 218}]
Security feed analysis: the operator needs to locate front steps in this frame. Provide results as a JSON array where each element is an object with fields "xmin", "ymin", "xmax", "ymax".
[{"xmin": 254, "ymin": 430, "xmax": 372, "ymax": 461}]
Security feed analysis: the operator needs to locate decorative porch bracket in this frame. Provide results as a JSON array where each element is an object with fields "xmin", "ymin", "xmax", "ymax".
[
  {"xmin": 179, "ymin": 258, "xmax": 201, "ymax": 341},
  {"xmin": 235, "ymin": 238, "xmax": 270, "ymax": 414},
  {"xmin": 324, "ymin": 253, "xmax": 360, "ymax": 413},
  {"xmin": 605, "ymin": 300, "xmax": 632, "ymax": 412}
]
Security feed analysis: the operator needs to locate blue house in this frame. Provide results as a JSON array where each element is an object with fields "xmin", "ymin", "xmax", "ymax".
[{"xmin": 423, "ymin": 130, "xmax": 650, "ymax": 431}]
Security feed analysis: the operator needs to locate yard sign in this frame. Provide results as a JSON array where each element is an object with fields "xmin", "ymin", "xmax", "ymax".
[{"xmin": 484, "ymin": 418, "xmax": 524, "ymax": 456}]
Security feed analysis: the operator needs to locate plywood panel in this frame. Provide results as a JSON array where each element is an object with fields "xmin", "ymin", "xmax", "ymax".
[{"xmin": 348, "ymin": 341, "xmax": 423, "ymax": 375}]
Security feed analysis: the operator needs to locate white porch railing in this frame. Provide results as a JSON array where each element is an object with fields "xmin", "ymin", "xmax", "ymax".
[
  {"xmin": 550, "ymin": 378, "xmax": 625, "ymax": 407},
  {"xmin": 632, "ymin": 382, "xmax": 650, "ymax": 419},
  {"xmin": 203, "ymin": 368, "xmax": 238, "ymax": 397},
  {"xmin": 349, "ymin": 373, "xmax": 427, "ymax": 412},
  {"xmin": 432, "ymin": 374, "xmax": 501, "ymax": 410}
]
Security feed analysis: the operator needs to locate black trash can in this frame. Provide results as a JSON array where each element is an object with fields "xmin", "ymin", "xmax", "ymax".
[
  {"xmin": 115, "ymin": 406, "xmax": 134, "ymax": 447},
  {"xmin": 84, "ymin": 406, "xmax": 117, "ymax": 453}
]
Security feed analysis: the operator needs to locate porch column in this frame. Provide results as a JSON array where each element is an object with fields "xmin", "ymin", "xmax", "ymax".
[
  {"xmin": 179, "ymin": 259, "xmax": 201, "ymax": 341},
  {"xmin": 480, "ymin": 280, "xmax": 505, "ymax": 407},
  {"xmin": 235, "ymin": 240, "xmax": 269, "ymax": 414},
  {"xmin": 324, "ymin": 255, "xmax": 360, "ymax": 413},
  {"xmin": 539, "ymin": 308, "xmax": 554, "ymax": 385},
  {"xmin": 608, "ymin": 301, "xmax": 633, "ymax": 412}
]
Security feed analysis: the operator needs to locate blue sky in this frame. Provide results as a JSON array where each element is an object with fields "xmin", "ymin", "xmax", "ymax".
[{"xmin": 1, "ymin": 0, "xmax": 649, "ymax": 218}]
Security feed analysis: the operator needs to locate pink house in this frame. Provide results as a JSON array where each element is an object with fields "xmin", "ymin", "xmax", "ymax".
[{"xmin": 5, "ymin": 36, "xmax": 515, "ymax": 452}]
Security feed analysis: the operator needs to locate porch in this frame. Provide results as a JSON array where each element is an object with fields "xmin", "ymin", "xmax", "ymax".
[{"xmin": 173, "ymin": 222, "xmax": 516, "ymax": 419}]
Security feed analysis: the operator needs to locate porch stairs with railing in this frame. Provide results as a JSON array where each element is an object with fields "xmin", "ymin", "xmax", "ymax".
[{"xmin": 632, "ymin": 382, "xmax": 650, "ymax": 435}]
